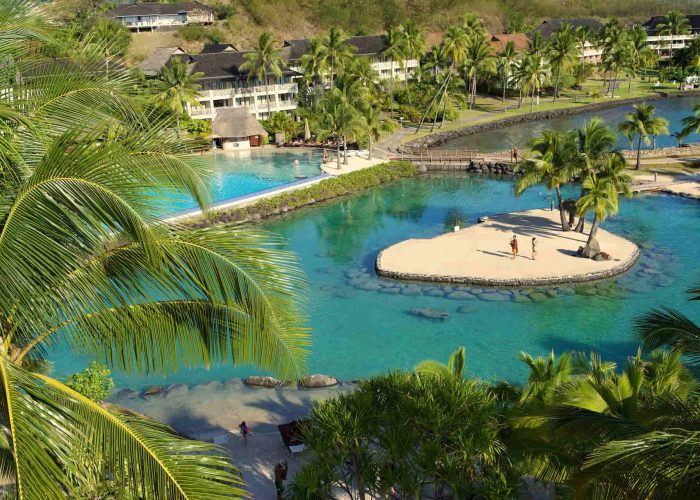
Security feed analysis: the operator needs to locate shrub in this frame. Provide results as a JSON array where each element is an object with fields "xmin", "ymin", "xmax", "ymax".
[
  {"xmin": 178, "ymin": 25, "xmax": 207, "ymax": 42},
  {"xmin": 215, "ymin": 3, "xmax": 235, "ymax": 20},
  {"xmin": 65, "ymin": 362, "xmax": 115, "ymax": 401},
  {"xmin": 397, "ymin": 104, "xmax": 421, "ymax": 123},
  {"xmin": 182, "ymin": 117, "xmax": 211, "ymax": 137}
]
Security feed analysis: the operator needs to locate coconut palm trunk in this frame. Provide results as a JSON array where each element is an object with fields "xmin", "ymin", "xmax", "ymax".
[
  {"xmin": 336, "ymin": 139, "xmax": 341, "ymax": 169},
  {"xmin": 343, "ymin": 135, "xmax": 349, "ymax": 164},
  {"xmin": 175, "ymin": 112, "xmax": 181, "ymax": 139},
  {"xmin": 389, "ymin": 60, "xmax": 395, "ymax": 118},
  {"xmin": 368, "ymin": 135, "xmax": 373, "ymax": 160},
  {"xmin": 471, "ymin": 73, "xmax": 477, "ymax": 109},
  {"xmin": 636, "ymin": 135, "xmax": 643, "ymax": 169},
  {"xmin": 264, "ymin": 70, "xmax": 271, "ymax": 117},
  {"xmin": 530, "ymin": 85, "xmax": 536, "ymax": 113},
  {"xmin": 502, "ymin": 71, "xmax": 507, "ymax": 102},
  {"xmin": 586, "ymin": 215, "xmax": 600, "ymax": 248},
  {"xmin": 553, "ymin": 68, "xmax": 560, "ymax": 102},
  {"xmin": 555, "ymin": 186, "xmax": 571, "ymax": 231}
]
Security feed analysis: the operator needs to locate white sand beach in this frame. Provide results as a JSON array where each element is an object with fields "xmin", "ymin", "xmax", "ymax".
[{"xmin": 377, "ymin": 208, "xmax": 639, "ymax": 286}]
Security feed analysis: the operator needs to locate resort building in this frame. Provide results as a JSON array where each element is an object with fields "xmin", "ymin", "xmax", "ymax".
[
  {"xmin": 488, "ymin": 33, "xmax": 530, "ymax": 54},
  {"xmin": 533, "ymin": 18, "xmax": 605, "ymax": 64},
  {"xmin": 106, "ymin": 2, "xmax": 214, "ymax": 32},
  {"xmin": 137, "ymin": 47, "xmax": 187, "ymax": 77},
  {"xmin": 184, "ymin": 45, "xmax": 300, "ymax": 121},
  {"xmin": 210, "ymin": 108, "xmax": 268, "ymax": 149},
  {"xmin": 642, "ymin": 15, "xmax": 700, "ymax": 57},
  {"xmin": 284, "ymin": 35, "xmax": 420, "ymax": 82}
]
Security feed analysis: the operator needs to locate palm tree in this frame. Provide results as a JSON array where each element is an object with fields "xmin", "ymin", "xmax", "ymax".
[
  {"xmin": 463, "ymin": 35, "xmax": 495, "ymax": 109},
  {"xmin": 619, "ymin": 102, "xmax": 657, "ymax": 169},
  {"xmin": 548, "ymin": 22, "xmax": 577, "ymax": 101},
  {"xmin": 415, "ymin": 346, "xmax": 466, "ymax": 378},
  {"xmin": 461, "ymin": 13, "xmax": 486, "ymax": 39},
  {"xmin": 362, "ymin": 105, "xmax": 396, "ymax": 160},
  {"xmin": 527, "ymin": 31, "xmax": 548, "ymax": 57},
  {"xmin": 648, "ymin": 114, "xmax": 670, "ymax": 150},
  {"xmin": 516, "ymin": 131, "xmax": 576, "ymax": 231},
  {"xmin": 574, "ymin": 25, "xmax": 593, "ymax": 69},
  {"xmin": 626, "ymin": 26, "xmax": 650, "ymax": 91},
  {"xmin": 517, "ymin": 54, "xmax": 549, "ymax": 113},
  {"xmin": 155, "ymin": 57, "xmax": 203, "ymax": 138},
  {"xmin": 402, "ymin": 21, "xmax": 425, "ymax": 105},
  {"xmin": 673, "ymin": 129, "xmax": 690, "ymax": 147},
  {"xmin": 657, "ymin": 10, "xmax": 691, "ymax": 58},
  {"xmin": 299, "ymin": 36, "xmax": 328, "ymax": 85},
  {"xmin": 0, "ymin": 5, "xmax": 309, "ymax": 496},
  {"xmin": 576, "ymin": 173, "xmax": 619, "ymax": 256},
  {"xmin": 497, "ymin": 40, "xmax": 518, "ymax": 102},
  {"xmin": 316, "ymin": 90, "xmax": 363, "ymax": 167},
  {"xmin": 518, "ymin": 351, "xmax": 578, "ymax": 404},
  {"xmin": 599, "ymin": 153, "xmax": 633, "ymax": 197},
  {"xmin": 382, "ymin": 26, "xmax": 407, "ymax": 118},
  {"xmin": 322, "ymin": 27, "xmax": 355, "ymax": 88},
  {"xmin": 423, "ymin": 45, "xmax": 443, "ymax": 79},
  {"xmin": 240, "ymin": 31, "xmax": 286, "ymax": 117},
  {"xmin": 682, "ymin": 103, "xmax": 700, "ymax": 136}
]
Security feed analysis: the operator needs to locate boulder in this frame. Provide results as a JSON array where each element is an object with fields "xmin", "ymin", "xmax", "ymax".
[
  {"xmin": 579, "ymin": 238, "xmax": 601, "ymax": 259},
  {"xmin": 592, "ymin": 252, "xmax": 612, "ymax": 262},
  {"xmin": 143, "ymin": 385, "xmax": 165, "ymax": 399},
  {"xmin": 400, "ymin": 285, "xmax": 423, "ymax": 296},
  {"xmin": 513, "ymin": 294, "xmax": 532, "ymax": 303},
  {"xmin": 529, "ymin": 292, "xmax": 548, "ymax": 302},
  {"xmin": 409, "ymin": 307, "xmax": 449, "ymax": 321},
  {"xmin": 166, "ymin": 383, "xmax": 189, "ymax": 397},
  {"xmin": 378, "ymin": 287, "xmax": 401, "ymax": 294},
  {"xmin": 244, "ymin": 376, "xmax": 278, "ymax": 388},
  {"xmin": 446, "ymin": 291, "xmax": 475, "ymax": 301},
  {"xmin": 300, "ymin": 374, "xmax": 339, "ymax": 388},
  {"xmin": 424, "ymin": 288, "xmax": 446, "ymax": 297},
  {"xmin": 116, "ymin": 388, "xmax": 138, "ymax": 400},
  {"xmin": 478, "ymin": 292, "xmax": 509, "ymax": 302}
]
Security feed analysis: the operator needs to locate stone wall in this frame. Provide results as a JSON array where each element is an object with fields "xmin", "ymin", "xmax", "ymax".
[
  {"xmin": 619, "ymin": 144, "xmax": 700, "ymax": 159},
  {"xmin": 418, "ymin": 159, "xmax": 521, "ymax": 175},
  {"xmin": 405, "ymin": 90, "xmax": 700, "ymax": 152}
]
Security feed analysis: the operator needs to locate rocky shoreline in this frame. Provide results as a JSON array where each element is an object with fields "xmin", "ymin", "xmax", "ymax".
[{"xmin": 405, "ymin": 90, "xmax": 700, "ymax": 151}]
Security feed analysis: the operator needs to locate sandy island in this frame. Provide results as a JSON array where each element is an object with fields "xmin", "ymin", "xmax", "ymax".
[{"xmin": 376, "ymin": 209, "xmax": 640, "ymax": 287}]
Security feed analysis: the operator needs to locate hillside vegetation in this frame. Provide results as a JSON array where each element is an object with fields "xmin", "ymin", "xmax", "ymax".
[{"xmin": 51, "ymin": 0, "xmax": 692, "ymax": 62}]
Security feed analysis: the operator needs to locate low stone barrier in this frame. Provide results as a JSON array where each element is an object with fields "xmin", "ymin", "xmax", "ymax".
[
  {"xmin": 619, "ymin": 144, "xmax": 700, "ymax": 159},
  {"xmin": 417, "ymin": 159, "xmax": 521, "ymax": 176},
  {"xmin": 405, "ymin": 90, "xmax": 700, "ymax": 151}
]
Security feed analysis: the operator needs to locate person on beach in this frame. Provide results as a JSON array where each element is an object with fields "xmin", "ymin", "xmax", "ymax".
[
  {"xmin": 513, "ymin": 148, "xmax": 518, "ymax": 163},
  {"xmin": 532, "ymin": 237, "xmax": 537, "ymax": 260},
  {"xmin": 274, "ymin": 460, "xmax": 288, "ymax": 499},
  {"xmin": 510, "ymin": 235, "xmax": 518, "ymax": 260},
  {"xmin": 239, "ymin": 421, "xmax": 249, "ymax": 446}
]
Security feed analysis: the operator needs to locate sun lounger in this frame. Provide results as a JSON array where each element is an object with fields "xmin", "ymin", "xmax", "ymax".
[{"xmin": 278, "ymin": 420, "xmax": 305, "ymax": 455}]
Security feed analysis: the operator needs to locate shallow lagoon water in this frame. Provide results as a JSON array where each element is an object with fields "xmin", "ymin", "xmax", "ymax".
[
  {"xmin": 441, "ymin": 96, "xmax": 700, "ymax": 152},
  {"xmin": 49, "ymin": 174, "xmax": 700, "ymax": 389}
]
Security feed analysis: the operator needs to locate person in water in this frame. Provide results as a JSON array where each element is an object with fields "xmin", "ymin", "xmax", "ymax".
[
  {"xmin": 510, "ymin": 235, "xmax": 518, "ymax": 260},
  {"xmin": 532, "ymin": 237, "xmax": 537, "ymax": 260}
]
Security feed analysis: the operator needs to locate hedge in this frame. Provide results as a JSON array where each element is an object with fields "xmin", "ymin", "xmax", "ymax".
[{"xmin": 186, "ymin": 161, "xmax": 418, "ymax": 228}]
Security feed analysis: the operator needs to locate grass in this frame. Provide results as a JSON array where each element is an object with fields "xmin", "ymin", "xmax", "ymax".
[{"xmin": 403, "ymin": 76, "xmax": 685, "ymax": 144}]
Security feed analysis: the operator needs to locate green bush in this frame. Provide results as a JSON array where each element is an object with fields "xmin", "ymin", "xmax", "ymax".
[
  {"xmin": 397, "ymin": 104, "xmax": 421, "ymax": 123},
  {"xmin": 182, "ymin": 117, "xmax": 211, "ymax": 138},
  {"xmin": 195, "ymin": 161, "xmax": 418, "ymax": 225},
  {"xmin": 65, "ymin": 362, "xmax": 115, "ymax": 401},
  {"xmin": 215, "ymin": 3, "xmax": 235, "ymax": 20},
  {"xmin": 178, "ymin": 25, "xmax": 207, "ymax": 42}
]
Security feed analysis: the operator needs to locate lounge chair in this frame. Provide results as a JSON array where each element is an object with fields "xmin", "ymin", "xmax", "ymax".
[{"xmin": 278, "ymin": 420, "xmax": 305, "ymax": 456}]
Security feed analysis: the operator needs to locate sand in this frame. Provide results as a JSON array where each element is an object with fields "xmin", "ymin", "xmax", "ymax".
[
  {"xmin": 321, "ymin": 152, "xmax": 385, "ymax": 176},
  {"xmin": 117, "ymin": 381, "xmax": 352, "ymax": 499},
  {"xmin": 377, "ymin": 209, "xmax": 639, "ymax": 286}
]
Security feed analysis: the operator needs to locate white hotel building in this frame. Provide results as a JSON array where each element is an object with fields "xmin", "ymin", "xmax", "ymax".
[
  {"xmin": 642, "ymin": 14, "xmax": 700, "ymax": 57},
  {"xmin": 106, "ymin": 1, "xmax": 214, "ymax": 32}
]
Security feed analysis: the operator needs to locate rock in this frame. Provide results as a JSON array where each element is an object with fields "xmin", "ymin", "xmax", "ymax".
[
  {"xmin": 300, "ymin": 374, "xmax": 338, "ymax": 388},
  {"xmin": 592, "ymin": 252, "xmax": 611, "ymax": 262},
  {"xmin": 166, "ymin": 383, "xmax": 189, "ymax": 397},
  {"xmin": 409, "ymin": 307, "xmax": 450, "ymax": 321},
  {"xmin": 244, "ymin": 376, "xmax": 278, "ymax": 388},
  {"xmin": 457, "ymin": 305, "xmax": 480, "ymax": 313},
  {"xmin": 424, "ymin": 288, "xmax": 446, "ymax": 297},
  {"xmin": 446, "ymin": 291, "xmax": 475, "ymax": 301},
  {"xmin": 346, "ymin": 269, "xmax": 362, "ymax": 279},
  {"xmin": 575, "ymin": 286, "xmax": 598, "ymax": 296},
  {"xmin": 198, "ymin": 381, "xmax": 221, "ymax": 390},
  {"xmin": 557, "ymin": 287, "xmax": 576, "ymax": 296},
  {"xmin": 143, "ymin": 385, "xmax": 165, "ymax": 399},
  {"xmin": 333, "ymin": 289, "xmax": 357, "ymax": 299},
  {"xmin": 478, "ymin": 292, "xmax": 509, "ymax": 302},
  {"xmin": 529, "ymin": 292, "xmax": 548, "ymax": 302},
  {"xmin": 400, "ymin": 285, "xmax": 423, "ymax": 296},
  {"xmin": 356, "ymin": 282, "xmax": 382, "ymax": 291},
  {"xmin": 579, "ymin": 238, "xmax": 601, "ymax": 259},
  {"xmin": 378, "ymin": 287, "xmax": 401, "ymax": 294},
  {"xmin": 514, "ymin": 294, "xmax": 532, "ymax": 303},
  {"xmin": 544, "ymin": 289, "xmax": 558, "ymax": 298},
  {"xmin": 117, "ymin": 388, "xmax": 138, "ymax": 400}
]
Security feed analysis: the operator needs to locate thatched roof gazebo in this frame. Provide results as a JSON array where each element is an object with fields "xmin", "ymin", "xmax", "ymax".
[{"xmin": 211, "ymin": 108, "xmax": 268, "ymax": 149}]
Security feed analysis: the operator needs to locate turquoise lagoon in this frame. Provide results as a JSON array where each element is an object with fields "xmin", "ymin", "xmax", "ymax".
[
  {"xmin": 49, "ymin": 174, "xmax": 700, "ymax": 390},
  {"xmin": 441, "ymin": 95, "xmax": 700, "ymax": 152}
]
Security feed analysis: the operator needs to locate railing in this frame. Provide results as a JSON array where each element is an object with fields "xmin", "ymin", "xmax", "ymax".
[
  {"xmin": 390, "ymin": 148, "xmax": 485, "ymax": 164},
  {"xmin": 199, "ymin": 83, "xmax": 298, "ymax": 100}
]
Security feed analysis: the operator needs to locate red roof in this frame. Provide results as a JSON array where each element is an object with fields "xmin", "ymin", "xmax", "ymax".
[{"xmin": 488, "ymin": 33, "xmax": 530, "ymax": 53}]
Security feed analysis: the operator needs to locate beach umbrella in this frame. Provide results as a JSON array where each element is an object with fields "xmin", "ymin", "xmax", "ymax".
[{"xmin": 304, "ymin": 118, "xmax": 311, "ymax": 140}]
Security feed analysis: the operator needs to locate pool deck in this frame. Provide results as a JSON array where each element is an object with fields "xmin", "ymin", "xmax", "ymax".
[{"xmin": 376, "ymin": 209, "xmax": 640, "ymax": 287}]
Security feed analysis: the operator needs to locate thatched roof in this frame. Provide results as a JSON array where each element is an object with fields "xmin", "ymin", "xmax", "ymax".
[{"xmin": 211, "ymin": 108, "xmax": 268, "ymax": 139}]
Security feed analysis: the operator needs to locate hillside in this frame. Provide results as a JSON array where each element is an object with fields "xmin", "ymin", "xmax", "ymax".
[{"xmin": 49, "ymin": 0, "xmax": 694, "ymax": 63}]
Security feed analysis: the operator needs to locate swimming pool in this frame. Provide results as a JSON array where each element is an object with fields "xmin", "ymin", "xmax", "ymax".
[
  {"xmin": 441, "ymin": 95, "xmax": 700, "ymax": 152},
  {"xmin": 48, "ymin": 174, "xmax": 700, "ymax": 389},
  {"xmin": 173, "ymin": 149, "xmax": 323, "ymax": 211}
]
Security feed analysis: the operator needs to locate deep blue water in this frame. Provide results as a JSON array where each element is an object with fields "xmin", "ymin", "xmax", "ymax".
[
  {"xmin": 49, "ymin": 175, "xmax": 700, "ymax": 389},
  {"xmin": 442, "ymin": 96, "xmax": 700, "ymax": 152}
]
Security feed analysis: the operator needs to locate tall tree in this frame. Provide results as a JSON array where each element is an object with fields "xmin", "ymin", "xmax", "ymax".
[
  {"xmin": 322, "ymin": 27, "xmax": 355, "ymax": 89},
  {"xmin": 657, "ymin": 10, "xmax": 691, "ymax": 58},
  {"xmin": 361, "ymin": 105, "xmax": 395, "ymax": 160},
  {"xmin": 382, "ymin": 26, "xmax": 407, "ymax": 118},
  {"xmin": 517, "ymin": 54, "xmax": 549, "ymax": 113},
  {"xmin": 574, "ymin": 25, "xmax": 593, "ymax": 69},
  {"xmin": 316, "ymin": 89, "xmax": 363, "ymax": 167},
  {"xmin": 576, "ymin": 173, "xmax": 619, "ymax": 255},
  {"xmin": 155, "ymin": 57, "xmax": 203, "ymax": 138},
  {"xmin": 516, "ymin": 130, "xmax": 576, "ymax": 231},
  {"xmin": 402, "ymin": 20, "xmax": 425, "ymax": 103},
  {"xmin": 497, "ymin": 40, "xmax": 518, "ymax": 102},
  {"xmin": 240, "ymin": 31, "xmax": 286, "ymax": 117},
  {"xmin": 463, "ymin": 35, "xmax": 495, "ymax": 109},
  {"xmin": 619, "ymin": 102, "xmax": 660, "ymax": 169},
  {"xmin": 548, "ymin": 22, "xmax": 577, "ymax": 101},
  {"xmin": 299, "ymin": 36, "xmax": 328, "ymax": 85}
]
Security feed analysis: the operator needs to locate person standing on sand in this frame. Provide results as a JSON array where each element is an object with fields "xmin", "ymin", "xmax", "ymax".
[
  {"xmin": 510, "ymin": 235, "xmax": 518, "ymax": 260},
  {"xmin": 532, "ymin": 237, "xmax": 537, "ymax": 260},
  {"xmin": 239, "ymin": 421, "xmax": 249, "ymax": 446},
  {"xmin": 274, "ymin": 460, "xmax": 288, "ymax": 500},
  {"xmin": 513, "ymin": 148, "xmax": 518, "ymax": 163}
]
